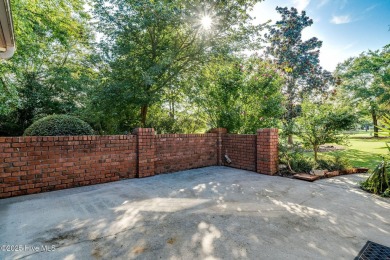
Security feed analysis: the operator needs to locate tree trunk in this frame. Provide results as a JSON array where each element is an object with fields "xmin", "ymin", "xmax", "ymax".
[
  {"xmin": 372, "ymin": 110, "xmax": 378, "ymax": 138},
  {"xmin": 286, "ymin": 81, "xmax": 295, "ymax": 145},
  {"xmin": 314, "ymin": 145, "xmax": 319, "ymax": 162},
  {"xmin": 169, "ymin": 100, "xmax": 175, "ymax": 119},
  {"xmin": 288, "ymin": 134, "xmax": 293, "ymax": 144},
  {"xmin": 286, "ymin": 100, "xmax": 294, "ymax": 145},
  {"xmin": 140, "ymin": 105, "xmax": 148, "ymax": 127}
]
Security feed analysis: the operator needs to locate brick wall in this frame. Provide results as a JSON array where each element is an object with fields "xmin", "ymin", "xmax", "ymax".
[
  {"xmin": 0, "ymin": 128, "xmax": 278, "ymax": 199},
  {"xmin": 222, "ymin": 134, "xmax": 257, "ymax": 171},
  {"xmin": 257, "ymin": 129, "xmax": 279, "ymax": 175},
  {"xmin": 133, "ymin": 128, "xmax": 156, "ymax": 178},
  {"xmin": 155, "ymin": 134, "xmax": 218, "ymax": 174},
  {"xmin": 0, "ymin": 135, "xmax": 137, "ymax": 198}
]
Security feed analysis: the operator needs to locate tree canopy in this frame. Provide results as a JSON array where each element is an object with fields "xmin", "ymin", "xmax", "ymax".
[
  {"xmin": 92, "ymin": 0, "xmax": 265, "ymax": 127},
  {"xmin": 266, "ymin": 6, "xmax": 332, "ymax": 143},
  {"xmin": 2, "ymin": 0, "xmax": 388, "ymax": 137},
  {"xmin": 336, "ymin": 45, "xmax": 390, "ymax": 137},
  {"xmin": 0, "ymin": 0, "xmax": 95, "ymax": 135}
]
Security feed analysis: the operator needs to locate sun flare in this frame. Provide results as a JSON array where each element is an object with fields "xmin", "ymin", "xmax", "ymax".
[{"xmin": 201, "ymin": 15, "xmax": 212, "ymax": 30}]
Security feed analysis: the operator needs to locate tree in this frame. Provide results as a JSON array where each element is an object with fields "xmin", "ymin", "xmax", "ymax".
[
  {"xmin": 93, "ymin": 0, "xmax": 264, "ymax": 127},
  {"xmin": 266, "ymin": 7, "xmax": 332, "ymax": 143},
  {"xmin": 336, "ymin": 45, "xmax": 390, "ymax": 137},
  {"xmin": 296, "ymin": 100, "xmax": 356, "ymax": 161},
  {"xmin": 0, "ymin": 0, "xmax": 95, "ymax": 135},
  {"xmin": 192, "ymin": 55, "xmax": 284, "ymax": 133},
  {"xmin": 361, "ymin": 114, "xmax": 390, "ymax": 197}
]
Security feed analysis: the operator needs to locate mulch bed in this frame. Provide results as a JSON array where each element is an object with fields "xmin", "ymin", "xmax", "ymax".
[
  {"xmin": 277, "ymin": 167, "xmax": 369, "ymax": 182},
  {"xmin": 303, "ymin": 144, "xmax": 345, "ymax": 153}
]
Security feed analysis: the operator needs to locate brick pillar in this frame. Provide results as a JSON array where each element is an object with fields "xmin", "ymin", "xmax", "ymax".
[
  {"xmin": 257, "ymin": 128, "xmax": 278, "ymax": 175},
  {"xmin": 209, "ymin": 128, "xmax": 227, "ymax": 166},
  {"xmin": 133, "ymin": 128, "xmax": 156, "ymax": 178}
]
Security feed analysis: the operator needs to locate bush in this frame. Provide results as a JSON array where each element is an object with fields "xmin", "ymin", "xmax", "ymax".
[
  {"xmin": 315, "ymin": 154, "xmax": 352, "ymax": 171},
  {"xmin": 360, "ymin": 158, "xmax": 390, "ymax": 197},
  {"xmin": 289, "ymin": 156, "xmax": 315, "ymax": 173},
  {"xmin": 360, "ymin": 113, "xmax": 390, "ymax": 197},
  {"xmin": 279, "ymin": 140, "xmax": 315, "ymax": 173},
  {"xmin": 24, "ymin": 115, "xmax": 94, "ymax": 136}
]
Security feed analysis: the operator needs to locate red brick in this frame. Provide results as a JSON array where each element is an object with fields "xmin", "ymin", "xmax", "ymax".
[
  {"xmin": 4, "ymin": 186, "xmax": 19, "ymax": 192},
  {"xmin": 1, "ymin": 129, "xmax": 278, "ymax": 199},
  {"xmin": 27, "ymin": 188, "xmax": 41, "ymax": 194}
]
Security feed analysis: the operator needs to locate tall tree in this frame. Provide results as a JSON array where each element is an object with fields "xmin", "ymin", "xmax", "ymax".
[
  {"xmin": 192, "ymin": 55, "xmax": 284, "ymax": 134},
  {"xmin": 336, "ymin": 45, "xmax": 390, "ymax": 137},
  {"xmin": 93, "ymin": 0, "xmax": 264, "ymax": 127},
  {"xmin": 0, "ymin": 0, "xmax": 94, "ymax": 135},
  {"xmin": 266, "ymin": 7, "xmax": 332, "ymax": 143}
]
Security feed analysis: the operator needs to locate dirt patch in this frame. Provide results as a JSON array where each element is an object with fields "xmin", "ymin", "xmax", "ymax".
[
  {"xmin": 34, "ymin": 228, "xmax": 81, "ymax": 247},
  {"xmin": 132, "ymin": 246, "xmax": 147, "ymax": 254},
  {"xmin": 91, "ymin": 246, "xmax": 103, "ymax": 259},
  {"xmin": 303, "ymin": 144, "xmax": 345, "ymax": 152},
  {"xmin": 167, "ymin": 237, "xmax": 176, "ymax": 245}
]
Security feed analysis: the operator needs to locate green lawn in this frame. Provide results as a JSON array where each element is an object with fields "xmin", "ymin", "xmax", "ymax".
[{"xmin": 316, "ymin": 136, "xmax": 390, "ymax": 169}]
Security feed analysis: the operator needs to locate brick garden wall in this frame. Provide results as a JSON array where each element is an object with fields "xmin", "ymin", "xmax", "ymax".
[
  {"xmin": 155, "ymin": 134, "xmax": 218, "ymax": 174},
  {"xmin": 257, "ymin": 129, "xmax": 279, "ymax": 175},
  {"xmin": 0, "ymin": 135, "xmax": 137, "ymax": 198},
  {"xmin": 0, "ymin": 128, "xmax": 278, "ymax": 199},
  {"xmin": 222, "ymin": 134, "xmax": 257, "ymax": 171}
]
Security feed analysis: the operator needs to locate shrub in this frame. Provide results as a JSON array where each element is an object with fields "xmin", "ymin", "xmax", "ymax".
[
  {"xmin": 360, "ymin": 113, "xmax": 390, "ymax": 197},
  {"xmin": 24, "ymin": 115, "xmax": 94, "ymax": 136},
  {"xmin": 315, "ymin": 154, "xmax": 352, "ymax": 171},
  {"xmin": 289, "ymin": 156, "xmax": 315, "ymax": 174},
  {"xmin": 360, "ymin": 158, "xmax": 390, "ymax": 197},
  {"xmin": 279, "ymin": 140, "xmax": 315, "ymax": 174}
]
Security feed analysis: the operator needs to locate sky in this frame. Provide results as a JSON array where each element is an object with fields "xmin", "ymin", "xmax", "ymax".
[{"xmin": 251, "ymin": 0, "xmax": 390, "ymax": 72}]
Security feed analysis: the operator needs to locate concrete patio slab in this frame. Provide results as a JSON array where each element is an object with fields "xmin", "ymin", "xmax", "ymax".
[{"xmin": 0, "ymin": 166, "xmax": 389, "ymax": 259}]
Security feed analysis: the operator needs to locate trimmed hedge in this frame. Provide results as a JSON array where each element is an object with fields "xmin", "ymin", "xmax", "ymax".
[{"xmin": 24, "ymin": 115, "xmax": 94, "ymax": 136}]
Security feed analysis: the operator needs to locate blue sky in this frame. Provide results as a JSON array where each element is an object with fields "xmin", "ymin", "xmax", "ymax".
[{"xmin": 251, "ymin": 0, "xmax": 390, "ymax": 72}]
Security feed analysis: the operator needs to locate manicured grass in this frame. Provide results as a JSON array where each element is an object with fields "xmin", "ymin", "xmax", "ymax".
[{"xmin": 316, "ymin": 136, "xmax": 390, "ymax": 170}]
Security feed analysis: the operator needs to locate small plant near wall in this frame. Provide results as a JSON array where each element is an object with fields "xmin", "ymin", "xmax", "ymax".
[
  {"xmin": 278, "ymin": 139, "xmax": 315, "ymax": 174},
  {"xmin": 315, "ymin": 154, "xmax": 352, "ymax": 172}
]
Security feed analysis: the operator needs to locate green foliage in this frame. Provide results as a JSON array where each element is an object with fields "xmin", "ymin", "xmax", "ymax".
[
  {"xmin": 378, "ymin": 115, "xmax": 390, "ymax": 150},
  {"xmin": 0, "ymin": 0, "xmax": 95, "ymax": 136},
  {"xmin": 315, "ymin": 154, "xmax": 352, "ymax": 171},
  {"xmin": 278, "ymin": 140, "xmax": 314, "ymax": 173},
  {"xmin": 24, "ymin": 115, "xmax": 94, "ymax": 136},
  {"xmin": 93, "ymin": 0, "xmax": 265, "ymax": 126},
  {"xmin": 193, "ymin": 56, "xmax": 284, "ymax": 133},
  {"xmin": 296, "ymin": 100, "xmax": 356, "ymax": 161},
  {"xmin": 145, "ymin": 105, "xmax": 207, "ymax": 134},
  {"xmin": 336, "ymin": 45, "xmax": 390, "ymax": 137},
  {"xmin": 360, "ymin": 159, "xmax": 390, "ymax": 197},
  {"xmin": 266, "ymin": 7, "xmax": 332, "ymax": 139},
  {"xmin": 360, "ymin": 113, "xmax": 390, "ymax": 197}
]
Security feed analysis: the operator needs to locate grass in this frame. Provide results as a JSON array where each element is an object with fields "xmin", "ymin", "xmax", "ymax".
[{"xmin": 307, "ymin": 134, "xmax": 390, "ymax": 170}]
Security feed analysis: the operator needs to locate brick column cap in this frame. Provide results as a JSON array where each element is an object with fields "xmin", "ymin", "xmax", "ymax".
[
  {"xmin": 257, "ymin": 128, "xmax": 278, "ymax": 133},
  {"xmin": 209, "ymin": 128, "xmax": 228, "ymax": 134},
  {"xmin": 132, "ymin": 128, "xmax": 155, "ymax": 135}
]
